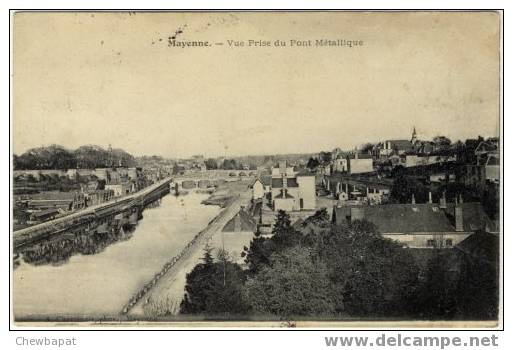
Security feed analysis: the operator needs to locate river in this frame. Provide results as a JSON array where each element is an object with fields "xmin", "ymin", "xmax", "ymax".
[{"xmin": 13, "ymin": 192, "xmax": 221, "ymax": 320}]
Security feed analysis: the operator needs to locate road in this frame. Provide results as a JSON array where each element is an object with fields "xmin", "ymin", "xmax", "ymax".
[{"xmin": 127, "ymin": 189, "xmax": 252, "ymax": 317}]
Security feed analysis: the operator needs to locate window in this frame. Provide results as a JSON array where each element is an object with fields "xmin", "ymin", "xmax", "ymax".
[
  {"xmin": 445, "ymin": 239, "xmax": 453, "ymax": 247},
  {"xmin": 427, "ymin": 239, "xmax": 435, "ymax": 247}
]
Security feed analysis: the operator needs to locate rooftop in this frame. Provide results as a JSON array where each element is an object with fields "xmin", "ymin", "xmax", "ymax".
[
  {"xmin": 271, "ymin": 177, "xmax": 299, "ymax": 188},
  {"xmin": 332, "ymin": 202, "xmax": 494, "ymax": 234},
  {"xmin": 222, "ymin": 208, "xmax": 257, "ymax": 233}
]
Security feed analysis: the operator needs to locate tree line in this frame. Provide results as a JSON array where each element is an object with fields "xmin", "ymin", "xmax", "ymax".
[
  {"xmin": 13, "ymin": 144, "xmax": 136, "ymax": 170},
  {"xmin": 179, "ymin": 210, "xmax": 498, "ymax": 320}
]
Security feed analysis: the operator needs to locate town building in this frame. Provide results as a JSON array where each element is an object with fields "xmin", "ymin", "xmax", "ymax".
[
  {"xmin": 332, "ymin": 199, "xmax": 496, "ymax": 249},
  {"xmin": 316, "ymin": 162, "xmax": 332, "ymax": 176},
  {"xmin": 222, "ymin": 207, "xmax": 257, "ymax": 233},
  {"xmin": 84, "ymin": 189, "xmax": 115, "ymax": 206},
  {"xmin": 251, "ymin": 175, "xmax": 271, "ymax": 201},
  {"xmin": 346, "ymin": 152, "xmax": 374, "ymax": 174},
  {"xmin": 404, "ymin": 154, "xmax": 457, "ymax": 168},
  {"xmin": 380, "ymin": 139, "xmax": 414, "ymax": 157},
  {"xmin": 332, "ymin": 157, "xmax": 348, "ymax": 173},
  {"xmin": 465, "ymin": 139, "xmax": 500, "ymax": 191},
  {"xmin": 105, "ymin": 180, "xmax": 135, "ymax": 197},
  {"xmin": 324, "ymin": 178, "xmax": 390, "ymax": 205},
  {"xmin": 29, "ymin": 208, "xmax": 60, "ymax": 223},
  {"xmin": 17, "ymin": 191, "xmax": 87, "ymax": 213},
  {"xmin": 270, "ymin": 161, "xmax": 316, "ymax": 211}
]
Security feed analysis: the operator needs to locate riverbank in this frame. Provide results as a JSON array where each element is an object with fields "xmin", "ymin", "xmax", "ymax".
[
  {"xmin": 126, "ymin": 188, "xmax": 252, "ymax": 318},
  {"xmin": 201, "ymin": 179, "xmax": 252, "ymax": 208},
  {"xmin": 13, "ymin": 192, "xmax": 220, "ymax": 319}
]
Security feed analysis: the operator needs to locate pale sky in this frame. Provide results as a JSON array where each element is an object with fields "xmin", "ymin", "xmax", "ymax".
[{"xmin": 13, "ymin": 11, "xmax": 500, "ymax": 158}]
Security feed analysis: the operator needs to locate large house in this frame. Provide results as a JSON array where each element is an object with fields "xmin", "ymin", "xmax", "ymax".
[
  {"xmin": 378, "ymin": 139, "xmax": 414, "ymax": 157},
  {"xmin": 347, "ymin": 152, "xmax": 374, "ymax": 174},
  {"xmin": 251, "ymin": 175, "xmax": 271, "ymax": 201},
  {"xmin": 20, "ymin": 191, "xmax": 86, "ymax": 212},
  {"xmin": 332, "ymin": 199, "xmax": 496, "ymax": 249},
  {"xmin": 105, "ymin": 180, "xmax": 135, "ymax": 197},
  {"xmin": 269, "ymin": 161, "xmax": 316, "ymax": 211},
  {"xmin": 465, "ymin": 139, "xmax": 500, "ymax": 190}
]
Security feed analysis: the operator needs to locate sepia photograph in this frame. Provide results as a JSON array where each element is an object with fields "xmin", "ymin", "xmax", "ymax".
[{"xmin": 10, "ymin": 10, "xmax": 502, "ymax": 328}]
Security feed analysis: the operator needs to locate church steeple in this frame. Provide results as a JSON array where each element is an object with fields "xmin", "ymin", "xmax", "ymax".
[{"xmin": 411, "ymin": 126, "xmax": 417, "ymax": 144}]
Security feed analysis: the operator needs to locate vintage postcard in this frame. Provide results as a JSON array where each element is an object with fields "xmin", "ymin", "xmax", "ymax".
[{"xmin": 11, "ymin": 10, "xmax": 502, "ymax": 328}]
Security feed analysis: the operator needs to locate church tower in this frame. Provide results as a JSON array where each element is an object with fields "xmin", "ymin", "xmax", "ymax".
[{"xmin": 411, "ymin": 126, "xmax": 417, "ymax": 144}]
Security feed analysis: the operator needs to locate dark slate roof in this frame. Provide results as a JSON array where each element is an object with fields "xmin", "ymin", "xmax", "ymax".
[
  {"xmin": 31, "ymin": 208, "xmax": 60, "ymax": 219},
  {"xmin": 387, "ymin": 140, "xmax": 414, "ymax": 151},
  {"xmin": 259, "ymin": 175, "xmax": 272, "ymax": 186},
  {"xmin": 333, "ymin": 204, "xmax": 454, "ymax": 234},
  {"xmin": 274, "ymin": 189, "xmax": 295, "ymax": 199},
  {"xmin": 271, "ymin": 177, "xmax": 299, "ymax": 188},
  {"xmin": 222, "ymin": 209, "xmax": 257, "ymax": 232},
  {"xmin": 26, "ymin": 191, "xmax": 79, "ymax": 201},
  {"xmin": 332, "ymin": 202, "xmax": 495, "ymax": 234},
  {"xmin": 364, "ymin": 204, "xmax": 455, "ymax": 233},
  {"xmin": 444, "ymin": 202, "xmax": 497, "ymax": 233},
  {"xmin": 296, "ymin": 170, "xmax": 315, "ymax": 177}
]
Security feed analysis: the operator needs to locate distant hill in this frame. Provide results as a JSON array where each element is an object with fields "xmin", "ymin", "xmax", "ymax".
[{"xmin": 13, "ymin": 144, "xmax": 136, "ymax": 170}]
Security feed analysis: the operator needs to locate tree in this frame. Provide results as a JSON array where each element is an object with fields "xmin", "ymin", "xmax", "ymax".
[
  {"xmin": 243, "ymin": 210, "xmax": 299, "ymax": 274},
  {"xmin": 14, "ymin": 144, "xmax": 136, "ymax": 170},
  {"xmin": 172, "ymin": 163, "xmax": 182, "ymax": 175},
  {"xmin": 433, "ymin": 136, "xmax": 452, "ymax": 146},
  {"xmin": 271, "ymin": 210, "xmax": 301, "ymax": 250},
  {"xmin": 319, "ymin": 151, "xmax": 332, "ymax": 163},
  {"xmin": 244, "ymin": 247, "xmax": 335, "ymax": 317},
  {"xmin": 298, "ymin": 208, "xmax": 332, "ymax": 247},
  {"xmin": 242, "ymin": 235, "xmax": 274, "ymax": 274},
  {"xmin": 390, "ymin": 175, "xmax": 428, "ymax": 204},
  {"xmin": 180, "ymin": 247, "xmax": 249, "ymax": 315},
  {"xmin": 360, "ymin": 143, "xmax": 374, "ymax": 153},
  {"xmin": 306, "ymin": 157, "xmax": 320, "ymax": 170},
  {"xmin": 205, "ymin": 158, "xmax": 218, "ymax": 170},
  {"xmin": 221, "ymin": 159, "xmax": 238, "ymax": 170},
  {"xmin": 315, "ymin": 220, "xmax": 419, "ymax": 317}
]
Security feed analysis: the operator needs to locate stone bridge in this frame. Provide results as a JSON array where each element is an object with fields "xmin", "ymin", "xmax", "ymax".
[{"xmin": 171, "ymin": 169, "xmax": 257, "ymax": 190}]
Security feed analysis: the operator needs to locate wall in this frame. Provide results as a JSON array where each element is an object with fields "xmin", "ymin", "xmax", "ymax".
[
  {"xmin": 349, "ymin": 158, "xmax": 373, "ymax": 174},
  {"xmin": 333, "ymin": 159, "xmax": 347, "ymax": 172},
  {"xmin": 274, "ymin": 197, "xmax": 296, "ymax": 211},
  {"xmin": 252, "ymin": 181, "xmax": 265, "ymax": 200},
  {"xmin": 382, "ymin": 232, "xmax": 472, "ymax": 248},
  {"xmin": 297, "ymin": 175, "xmax": 316, "ymax": 210},
  {"xmin": 486, "ymin": 165, "xmax": 500, "ymax": 183}
]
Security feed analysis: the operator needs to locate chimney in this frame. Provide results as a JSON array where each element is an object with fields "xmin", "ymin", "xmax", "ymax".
[
  {"xmin": 455, "ymin": 206, "xmax": 464, "ymax": 232},
  {"xmin": 459, "ymin": 194, "xmax": 464, "ymax": 204},
  {"xmin": 411, "ymin": 194, "xmax": 416, "ymax": 205},
  {"xmin": 440, "ymin": 191, "xmax": 447, "ymax": 209},
  {"xmin": 345, "ymin": 183, "xmax": 348, "ymax": 194},
  {"xmin": 279, "ymin": 161, "xmax": 286, "ymax": 175},
  {"xmin": 350, "ymin": 207, "xmax": 365, "ymax": 222},
  {"xmin": 282, "ymin": 174, "xmax": 287, "ymax": 198},
  {"xmin": 428, "ymin": 191, "xmax": 432, "ymax": 204},
  {"xmin": 366, "ymin": 187, "xmax": 369, "ymax": 196}
]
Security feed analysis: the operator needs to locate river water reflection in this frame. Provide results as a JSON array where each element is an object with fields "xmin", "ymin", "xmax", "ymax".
[{"xmin": 13, "ymin": 192, "xmax": 221, "ymax": 319}]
